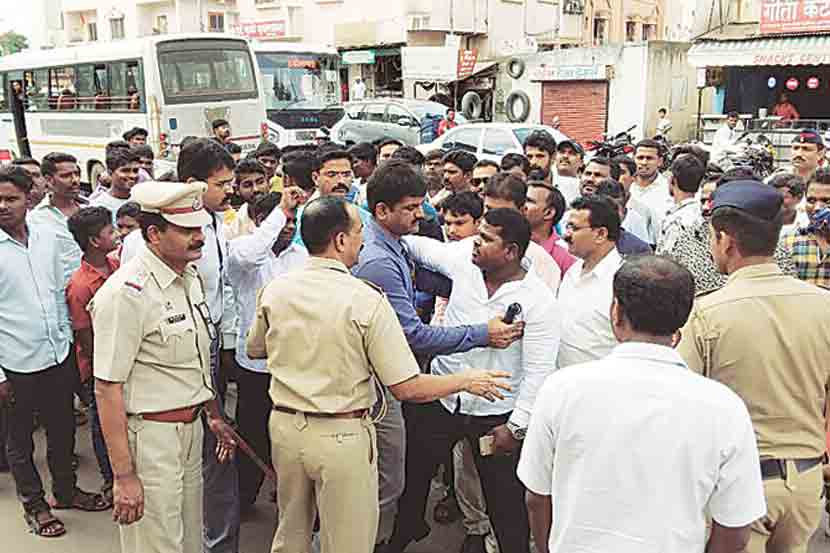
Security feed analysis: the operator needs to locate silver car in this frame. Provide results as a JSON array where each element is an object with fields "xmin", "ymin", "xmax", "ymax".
[
  {"xmin": 416, "ymin": 123, "xmax": 570, "ymax": 164},
  {"xmin": 331, "ymin": 99, "xmax": 467, "ymax": 146}
]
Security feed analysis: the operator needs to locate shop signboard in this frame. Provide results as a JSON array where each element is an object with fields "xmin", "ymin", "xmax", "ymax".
[
  {"xmin": 457, "ymin": 49, "xmax": 479, "ymax": 80},
  {"xmin": 530, "ymin": 64, "xmax": 606, "ymax": 81},
  {"xmin": 402, "ymin": 47, "xmax": 458, "ymax": 82},
  {"xmin": 342, "ymin": 50, "xmax": 376, "ymax": 65},
  {"xmin": 234, "ymin": 20, "xmax": 286, "ymax": 40},
  {"xmin": 761, "ymin": 0, "xmax": 830, "ymax": 35}
]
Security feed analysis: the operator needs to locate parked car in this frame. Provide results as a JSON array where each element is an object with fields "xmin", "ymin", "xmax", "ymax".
[
  {"xmin": 416, "ymin": 123, "xmax": 570, "ymax": 163},
  {"xmin": 331, "ymin": 99, "xmax": 468, "ymax": 146}
]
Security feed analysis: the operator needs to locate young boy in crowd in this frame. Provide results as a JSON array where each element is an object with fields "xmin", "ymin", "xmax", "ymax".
[{"xmin": 66, "ymin": 206, "xmax": 122, "ymax": 505}]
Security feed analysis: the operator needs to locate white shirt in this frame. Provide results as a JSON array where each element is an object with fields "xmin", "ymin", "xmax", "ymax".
[
  {"xmin": 518, "ymin": 342, "xmax": 766, "ymax": 553},
  {"xmin": 554, "ymin": 174, "xmax": 580, "ymax": 206},
  {"xmin": 712, "ymin": 123, "xmax": 741, "ymax": 159},
  {"xmin": 622, "ymin": 208, "xmax": 649, "ymax": 244},
  {"xmin": 226, "ymin": 208, "xmax": 308, "ymax": 372},
  {"xmin": 629, "ymin": 174, "xmax": 672, "ymax": 244},
  {"xmin": 403, "ymin": 235, "xmax": 561, "ymax": 428},
  {"xmin": 352, "ymin": 80, "xmax": 366, "ymax": 100},
  {"xmin": 120, "ymin": 211, "xmax": 232, "ymax": 326},
  {"xmin": 557, "ymin": 247, "xmax": 622, "ymax": 368},
  {"xmin": 89, "ymin": 191, "xmax": 131, "ymax": 224}
]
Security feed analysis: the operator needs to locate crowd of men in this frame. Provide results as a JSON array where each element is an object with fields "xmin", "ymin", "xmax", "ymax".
[{"xmin": 0, "ymin": 115, "xmax": 829, "ymax": 553}]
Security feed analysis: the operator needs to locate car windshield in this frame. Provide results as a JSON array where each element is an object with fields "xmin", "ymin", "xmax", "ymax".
[
  {"xmin": 513, "ymin": 128, "xmax": 539, "ymax": 145},
  {"xmin": 407, "ymin": 102, "xmax": 468, "ymax": 123}
]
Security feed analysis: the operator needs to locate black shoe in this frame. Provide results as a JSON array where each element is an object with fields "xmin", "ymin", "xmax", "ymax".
[{"xmin": 459, "ymin": 534, "xmax": 487, "ymax": 553}]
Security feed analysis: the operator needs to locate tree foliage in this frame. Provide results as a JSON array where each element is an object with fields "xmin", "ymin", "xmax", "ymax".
[{"xmin": 0, "ymin": 32, "xmax": 29, "ymax": 55}]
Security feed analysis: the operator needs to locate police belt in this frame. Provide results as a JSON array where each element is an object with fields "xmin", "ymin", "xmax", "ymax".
[
  {"xmin": 760, "ymin": 457, "xmax": 823, "ymax": 480},
  {"xmin": 141, "ymin": 403, "xmax": 205, "ymax": 424},
  {"xmin": 272, "ymin": 404, "xmax": 367, "ymax": 419}
]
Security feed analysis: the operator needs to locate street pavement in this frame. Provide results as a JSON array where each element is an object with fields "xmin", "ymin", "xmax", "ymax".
[{"xmin": 2, "ymin": 384, "xmax": 830, "ymax": 553}]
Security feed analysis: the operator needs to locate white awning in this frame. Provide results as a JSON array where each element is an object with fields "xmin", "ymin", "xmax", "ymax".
[{"xmin": 688, "ymin": 35, "xmax": 830, "ymax": 67}]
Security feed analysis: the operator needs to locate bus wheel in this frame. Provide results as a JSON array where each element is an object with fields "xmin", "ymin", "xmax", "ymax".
[{"xmin": 88, "ymin": 162, "xmax": 105, "ymax": 192}]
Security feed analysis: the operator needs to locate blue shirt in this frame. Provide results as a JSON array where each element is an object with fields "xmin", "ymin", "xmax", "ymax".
[
  {"xmin": 27, "ymin": 194, "xmax": 84, "ymax": 288},
  {"xmin": 0, "ymin": 223, "xmax": 72, "ymax": 382},
  {"xmin": 352, "ymin": 218, "xmax": 488, "ymax": 357},
  {"xmin": 617, "ymin": 229, "xmax": 653, "ymax": 257}
]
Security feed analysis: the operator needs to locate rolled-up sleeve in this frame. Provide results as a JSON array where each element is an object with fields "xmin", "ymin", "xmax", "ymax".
[
  {"xmin": 246, "ymin": 287, "xmax": 269, "ymax": 360},
  {"xmin": 517, "ymin": 377, "xmax": 560, "ymax": 496},
  {"xmin": 365, "ymin": 295, "xmax": 420, "ymax": 386},
  {"xmin": 353, "ymin": 256, "xmax": 488, "ymax": 357}
]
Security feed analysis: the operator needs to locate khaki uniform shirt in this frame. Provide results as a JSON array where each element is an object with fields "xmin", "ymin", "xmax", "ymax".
[
  {"xmin": 678, "ymin": 263, "xmax": 830, "ymax": 459},
  {"xmin": 247, "ymin": 257, "xmax": 420, "ymax": 413},
  {"xmin": 91, "ymin": 248, "xmax": 214, "ymax": 414}
]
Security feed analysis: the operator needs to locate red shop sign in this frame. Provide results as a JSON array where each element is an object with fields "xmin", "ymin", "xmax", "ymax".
[
  {"xmin": 808, "ymin": 76, "xmax": 821, "ymax": 89},
  {"xmin": 786, "ymin": 77, "xmax": 800, "ymax": 90},
  {"xmin": 761, "ymin": 0, "xmax": 830, "ymax": 35}
]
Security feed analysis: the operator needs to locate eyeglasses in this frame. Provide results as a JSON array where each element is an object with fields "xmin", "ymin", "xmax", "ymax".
[
  {"xmin": 471, "ymin": 177, "xmax": 490, "ymax": 187},
  {"xmin": 195, "ymin": 301, "xmax": 218, "ymax": 341},
  {"xmin": 565, "ymin": 223, "xmax": 594, "ymax": 233}
]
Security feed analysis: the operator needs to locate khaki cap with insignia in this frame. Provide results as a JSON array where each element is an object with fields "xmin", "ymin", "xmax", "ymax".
[{"xmin": 131, "ymin": 180, "xmax": 211, "ymax": 228}]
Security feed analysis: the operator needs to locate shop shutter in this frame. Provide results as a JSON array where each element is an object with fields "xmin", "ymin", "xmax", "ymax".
[{"xmin": 541, "ymin": 81, "xmax": 608, "ymax": 148}]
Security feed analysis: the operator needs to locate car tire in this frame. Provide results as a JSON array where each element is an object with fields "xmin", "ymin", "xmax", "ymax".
[
  {"xmin": 505, "ymin": 90, "xmax": 531, "ymax": 123},
  {"xmin": 507, "ymin": 58, "xmax": 526, "ymax": 79},
  {"xmin": 461, "ymin": 91, "xmax": 483, "ymax": 120}
]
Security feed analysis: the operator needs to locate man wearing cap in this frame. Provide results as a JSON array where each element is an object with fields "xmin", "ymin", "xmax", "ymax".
[
  {"xmin": 553, "ymin": 139, "xmax": 583, "ymax": 205},
  {"xmin": 212, "ymin": 119, "xmax": 232, "ymax": 145},
  {"xmin": 92, "ymin": 180, "xmax": 238, "ymax": 553},
  {"xmin": 678, "ymin": 179, "xmax": 830, "ymax": 553},
  {"xmin": 788, "ymin": 130, "xmax": 825, "ymax": 183},
  {"xmin": 123, "ymin": 127, "xmax": 148, "ymax": 147}
]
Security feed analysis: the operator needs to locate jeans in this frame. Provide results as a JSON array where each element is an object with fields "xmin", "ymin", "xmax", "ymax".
[
  {"xmin": 4, "ymin": 355, "xmax": 77, "ymax": 513},
  {"xmin": 202, "ymin": 337, "xmax": 240, "ymax": 553},
  {"xmin": 376, "ymin": 389, "xmax": 405, "ymax": 544},
  {"xmin": 86, "ymin": 378, "xmax": 113, "ymax": 486},
  {"xmin": 392, "ymin": 401, "xmax": 530, "ymax": 553},
  {"xmin": 234, "ymin": 368, "xmax": 271, "ymax": 508}
]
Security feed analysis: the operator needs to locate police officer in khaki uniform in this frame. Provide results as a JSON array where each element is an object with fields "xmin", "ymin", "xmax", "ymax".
[
  {"xmin": 247, "ymin": 196, "xmax": 510, "ymax": 553},
  {"xmin": 678, "ymin": 179, "xmax": 830, "ymax": 553},
  {"xmin": 92, "ymin": 180, "xmax": 237, "ymax": 553}
]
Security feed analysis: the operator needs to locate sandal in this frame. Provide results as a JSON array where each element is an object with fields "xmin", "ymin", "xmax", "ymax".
[
  {"xmin": 101, "ymin": 485, "xmax": 114, "ymax": 509},
  {"xmin": 24, "ymin": 510, "xmax": 66, "ymax": 538},
  {"xmin": 51, "ymin": 489, "xmax": 110, "ymax": 512}
]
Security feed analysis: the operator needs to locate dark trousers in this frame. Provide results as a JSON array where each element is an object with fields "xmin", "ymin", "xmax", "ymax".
[
  {"xmin": 392, "ymin": 401, "xmax": 530, "ymax": 553},
  {"xmin": 83, "ymin": 378, "xmax": 113, "ymax": 486},
  {"xmin": 4, "ymin": 356, "xmax": 77, "ymax": 513},
  {"xmin": 234, "ymin": 368, "xmax": 272, "ymax": 508}
]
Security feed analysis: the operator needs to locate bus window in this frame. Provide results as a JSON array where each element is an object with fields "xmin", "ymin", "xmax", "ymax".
[
  {"xmin": 50, "ymin": 67, "xmax": 77, "ymax": 110},
  {"xmin": 158, "ymin": 48, "xmax": 257, "ymax": 105},
  {"xmin": 26, "ymin": 69, "xmax": 49, "ymax": 111},
  {"xmin": 76, "ymin": 64, "xmax": 110, "ymax": 110},
  {"xmin": 0, "ymin": 74, "xmax": 6, "ymax": 112},
  {"xmin": 110, "ymin": 60, "xmax": 143, "ymax": 111}
]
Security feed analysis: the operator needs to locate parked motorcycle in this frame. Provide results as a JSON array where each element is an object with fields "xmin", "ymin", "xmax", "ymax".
[
  {"xmin": 715, "ymin": 132, "xmax": 776, "ymax": 179},
  {"xmin": 585, "ymin": 125, "xmax": 637, "ymax": 159}
]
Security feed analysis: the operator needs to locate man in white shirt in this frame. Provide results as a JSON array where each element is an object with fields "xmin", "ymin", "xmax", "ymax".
[
  {"xmin": 119, "ymin": 139, "xmax": 241, "ymax": 553},
  {"xmin": 519, "ymin": 255, "xmax": 766, "ymax": 553},
  {"xmin": 226, "ymin": 190, "xmax": 306, "ymax": 511},
  {"xmin": 89, "ymin": 148, "xmax": 140, "ymax": 223},
  {"xmin": 712, "ymin": 111, "xmax": 742, "ymax": 165},
  {"xmin": 631, "ymin": 139, "xmax": 672, "ymax": 245},
  {"xmin": 224, "ymin": 158, "xmax": 271, "ymax": 241},
  {"xmin": 481, "ymin": 173, "xmax": 562, "ymax": 291},
  {"xmin": 553, "ymin": 140, "xmax": 583, "ymax": 205},
  {"xmin": 352, "ymin": 77, "xmax": 367, "ymax": 100},
  {"xmin": 656, "ymin": 154, "xmax": 705, "ymax": 254},
  {"xmin": 389, "ymin": 208, "xmax": 560, "ymax": 553},
  {"xmin": 558, "ymin": 195, "xmax": 622, "ymax": 368}
]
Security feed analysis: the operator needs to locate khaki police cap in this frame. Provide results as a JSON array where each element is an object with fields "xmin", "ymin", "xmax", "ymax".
[{"xmin": 131, "ymin": 180, "xmax": 211, "ymax": 228}]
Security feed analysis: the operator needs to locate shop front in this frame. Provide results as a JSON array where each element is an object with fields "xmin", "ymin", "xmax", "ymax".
[{"xmin": 689, "ymin": 7, "xmax": 830, "ymax": 162}]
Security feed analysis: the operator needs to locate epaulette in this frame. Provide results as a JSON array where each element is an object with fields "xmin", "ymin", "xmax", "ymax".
[
  {"xmin": 122, "ymin": 268, "xmax": 150, "ymax": 297},
  {"xmin": 358, "ymin": 278, "xmax": 385, "ymax": 295}
]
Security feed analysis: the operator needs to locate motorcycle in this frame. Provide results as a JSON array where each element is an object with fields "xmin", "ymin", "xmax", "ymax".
[
  {"xmin": 585, "ymin": 125, "xmax": 637, "ymax": 159},
  {"xmin": 715, "ymin": 132, "xmax": 776, "ymax": 179}
]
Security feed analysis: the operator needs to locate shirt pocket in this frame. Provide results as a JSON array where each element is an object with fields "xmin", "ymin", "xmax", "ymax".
[{"xmin": 158, "ymin": 319, "xmax": 199, "ymax": 365}]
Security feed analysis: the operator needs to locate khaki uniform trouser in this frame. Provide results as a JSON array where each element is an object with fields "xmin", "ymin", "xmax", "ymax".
[
  {"xmin": 269, "ymin": 410, "xmax": 378, "ymax": 553},
  {"xmin": 745, "ymin": 461, "xmax": 822, "ymax": 553},
  {"xmin": 121, "ymin": 416, "xmax": 204, "ymax": 553}
]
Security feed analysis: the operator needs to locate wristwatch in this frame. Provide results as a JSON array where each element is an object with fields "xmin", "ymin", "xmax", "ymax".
[{"xmin": 506, "ymin": 421, "xmax": 526, "ymax": 441}]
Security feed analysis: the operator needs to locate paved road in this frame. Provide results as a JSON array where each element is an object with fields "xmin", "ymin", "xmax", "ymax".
[{"xmin": 2, "ymin": 387, "xmax": 829, "ymax": 553}]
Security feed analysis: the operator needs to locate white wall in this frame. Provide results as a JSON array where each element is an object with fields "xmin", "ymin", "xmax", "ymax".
[{"xmin": 608, "ymin": 43, "xmax": 647, "ymax": 140}]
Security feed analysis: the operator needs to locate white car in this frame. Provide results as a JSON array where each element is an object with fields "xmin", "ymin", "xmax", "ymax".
[{"xmin": 416, "ymin": 123, "xmax": 570, "ymax": 163}]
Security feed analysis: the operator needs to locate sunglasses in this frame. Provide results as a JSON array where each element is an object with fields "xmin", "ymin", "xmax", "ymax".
[{"xmin": 472, "ymin": 177, "xmax": 490, "ymax": 187}]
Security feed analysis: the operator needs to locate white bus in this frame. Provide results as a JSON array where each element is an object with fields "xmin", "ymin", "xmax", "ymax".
[
  {"xmin": 253, "ymin": 42, "xmax": 344, "ymax": 148},
  {"xmin": 0, "ymin": 34, "xmax": 266, "ymax": 183}
]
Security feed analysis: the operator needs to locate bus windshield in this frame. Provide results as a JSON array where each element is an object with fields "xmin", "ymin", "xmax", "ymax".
[
  {"xmin": 158, "ymin": 42, "xmax": 258, "ymax": 105},
  {"xmin": 256, "ymin": 52, "xmax": 340, "ymax": 111}
]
